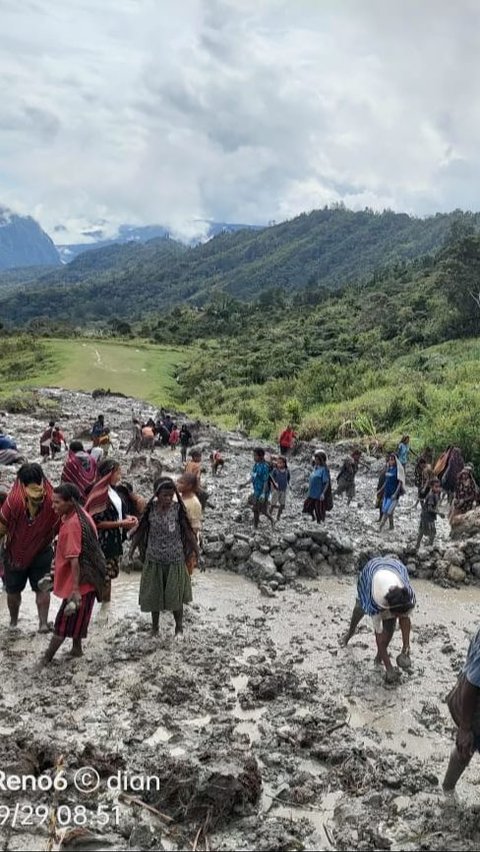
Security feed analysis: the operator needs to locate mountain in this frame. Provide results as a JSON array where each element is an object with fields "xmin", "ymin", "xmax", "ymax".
[
  {"xmin": 0, "ymin": 206, "xmax": 477, "ymax": 324},
  {"xmin": 0, "ymin": 207, "xmax": 61, "ymax": 269},
  {"xmin": 56, "ymin": 220, "xmax": 262, "ymax": 262}
]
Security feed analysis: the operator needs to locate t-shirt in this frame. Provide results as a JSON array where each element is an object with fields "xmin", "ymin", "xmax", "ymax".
[
  {"xmin": 397, "ymin": 443, "xmax": 409, "ymax": 466},
  {"xmin": 271, "ymin": 469, "xmax": 290, "ymax": 492},
  {"xmin": 464, "ymin": 627, "xmax": 480, "ymax": 688},
  {"xmin": 308, "ymin": 466, "xmax": 329, "ymax": 500},
  {"xmin": 54, "ymin": 512, "xmax": 96, "ymax": 599},
  {"xmin": 181, "ymin": 494, "xmax": 203, "ymax": 535},
  {"xmin": 0, "ymin": 435, "xmax": 17, "ymax": 451},
  {"xmin": 371, "ymin": 568, "xmax": 407, "ymax": 634}
]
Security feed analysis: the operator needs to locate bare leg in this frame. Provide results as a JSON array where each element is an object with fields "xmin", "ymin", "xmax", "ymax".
[
  {"xmin": 70, "ymin": 638, "xmax": 83, "ymax": 657},
  {"xmin": 443, "ymin": 746, "xmax": 472, "ymax": 791},
  {"xmin": 253, "ymin": 504, "xmax": 260, "ymax": 528},
  {"xmin": 102, "ymin": 580, "xmax": 112, "ymax": 604},
  {"xmin": 174, "ymin": 607, "xmax": 183, "ymax": 636},
  {"xmin": 341, "ymin": 600, "xmax": 364, "ymax": 645},
  {"xmin": 415, "ymin": 531, "xmax": 423, "ymax": 551},
  {"xmin": 389, "ymin": 515, "xmax": 394, "ymax": 530},
  {"xmin": 151, "ymin": 612, "xmax": 160, "ymax": 635},
  {"xmin": 397, "ymin": 616, "xmax": 412, "ymax": 669},
  {"xmin": 7, "ymin": 592, "xmax": 21, "ymax": 627},
  {"xmin": 37, "ymin": 634, "xmax": 64, "ymax": 669},
  {"xmin": 36, "ymin": 590, "xmax": 51, "ymax": 632}
]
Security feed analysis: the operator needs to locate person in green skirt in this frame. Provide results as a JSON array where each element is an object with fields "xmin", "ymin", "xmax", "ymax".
[{"xmin": 131, "ymin": 477, "xmax": 198, "ymax": 637}]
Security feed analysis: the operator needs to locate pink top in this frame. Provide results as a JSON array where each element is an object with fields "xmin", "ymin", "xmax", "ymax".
[{"xmin": 54, "ymin": 511, "xmax": 96, "ymax": 599}]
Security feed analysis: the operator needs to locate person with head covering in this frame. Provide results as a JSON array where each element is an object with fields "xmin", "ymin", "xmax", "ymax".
[
  {"xmin": 0, "ymin": 463, "xmax": 58, "ymax": 632},
  {"xmin": 84, "ymin": 459, "xmax": 138, "ymax": 603},
  {"xmin": 377, "ymin": 453, "xmax": 406, "ymax": 530},
  {"xmin": 303, "ymin": 451, "xmax": 333, "ymax": 524},
  {"xmin": 443, "ymin": 625, "xmax": 480, "ymax": 793},
  {"xmin": 341, "ymin": 556, "xmax": 416, "ymax": 684},
  {"xmin": 37, "ymin": 483, "xmax": 106, "ymax": 669},
  {"xmin": 451, "ymin": 467, "xmax": 480, "ymax": 518},
  {"xmin": 61, "ymin": 441, "xmax": 97, "ymax": 502},
  {"xmin": 131, "ymin": 477, "xmax": 199, "ymax": 637}
]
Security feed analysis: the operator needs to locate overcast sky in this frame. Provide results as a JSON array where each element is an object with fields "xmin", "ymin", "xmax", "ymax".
[{"xmin": 1, "ymin": 0, "xmax": 478, "ymax": 242}]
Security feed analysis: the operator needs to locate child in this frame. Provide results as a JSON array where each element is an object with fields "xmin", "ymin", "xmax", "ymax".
[
  {"xmin": 270, "ymin": 456, "xmax": 290, "ymax": 521},
  {"xmin": 176, "ymin": 473, "xmax": 203, "ymax": 544},
  {"xmin": 169, "ymin": 424, "xmax": 180, "ymax": 452},
  {"xmin": 210, "ymin": 449, "xmax": 225, "ymax": 476},
  {"xmin": 415, "ymin": 477, "xmax": 442, "ymax": 550}
]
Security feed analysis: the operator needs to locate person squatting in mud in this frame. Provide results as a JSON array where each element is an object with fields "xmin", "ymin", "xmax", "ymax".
[
  {"xmin": 0, "ymin": 463, "xmax": 58, "ymax": 633},
  {"xmin": 131, "ymin": 477, "xmax": 199, "ymax": 638},
  {"xmin": 38, "ymin": 484, "xmax": 106, "ymax": 669},
  {"xmin": 443, "ymin": 624, "xmax": 480, "ymax": 792},
  {"xmin": 341, "ymin": 556, "xmax": 416, "ymax": 684}
]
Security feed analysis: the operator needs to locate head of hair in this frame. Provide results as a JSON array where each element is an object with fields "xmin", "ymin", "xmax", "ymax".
[
  {"xmin": 190, "ymin": 450, "xmax": 202, "ymax": 460},
  {"xmin": 69, "ymin": 440, "xmax": 84, "ymax": 453},
  {"xmin": 49, "ymin": 420, "xmax": 55, "ymax": 428},
  {"xmin": 17, "ymin": 463, "xmax": 44, "ymax": 486},
  {"xmin": 154, "ymin": 476, "xmax": 176, "ymax": 495},
  {"xmin": 254, "ymin": 447, "xmax": 265, "ymax": 459},
  {"xmin": 53, "ymin": 483, "xmax": 81, "ymax": 502},
  {"xmin": 384, "ymin": 586, "xmax": 414, "ymax": 614},
  {"xmin": 315, "ymin": 451, "xmax": 327, "ymax": 464},
  {"xmin": 97, "ymin": 458, "xmax": 120, "ymax": 479},
  {"xmin": 401, "ymin": 435, "xmax": 410, "ymax": 443},
  {"xmin": 98, "ymin": 414, "xmax": 104, "ymax": 423},
  {"xmin": 178, "ymin": 473, "xmax": 198, "ymax": 493},
  {"xmin": 352, "ymin": 448, "xmax": 362, "ymax": 458}
]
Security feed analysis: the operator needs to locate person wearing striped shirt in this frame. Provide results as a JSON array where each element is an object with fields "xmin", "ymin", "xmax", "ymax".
[{"xmin": 341, "ymin": 556, "xmax": 416, "ymax": 683}]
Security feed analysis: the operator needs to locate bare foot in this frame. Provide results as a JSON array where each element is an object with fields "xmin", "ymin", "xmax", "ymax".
[
  {"xmin": 38, "ymin": 623, "xmax": 53, "ymax": 635},
  {"xmin": 385, "ymin": 668, "xmax": 401, "ymax": 685},
  {"xmin": 339, "ymin": 632, "xmax": 352, "ymax": 647}
]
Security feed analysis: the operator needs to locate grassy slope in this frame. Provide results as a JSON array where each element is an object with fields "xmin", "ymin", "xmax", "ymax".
[{"xmin": 0, "ymin": 338, "xmax": 186, "ymax": 407}]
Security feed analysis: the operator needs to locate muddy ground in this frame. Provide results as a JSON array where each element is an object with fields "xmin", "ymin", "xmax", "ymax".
[{"xmin": 0, "ymin": 389, "xmax": 479, "ymax": 851}]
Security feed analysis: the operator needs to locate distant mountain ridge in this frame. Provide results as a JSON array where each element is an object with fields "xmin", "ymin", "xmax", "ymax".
[
  {"xmin": 56, "ymin": 220, "xmax": 262, "ymax": 262},
  {"xmin": 0, "ymin": 207, "xmax": 61, "ymax": 269}
]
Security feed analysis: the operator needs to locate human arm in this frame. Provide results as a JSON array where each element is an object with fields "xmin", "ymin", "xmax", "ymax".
[
  {"xmin": 96, "ymin": 516, "xmax": 138, "ymax": 531},
  {"xmin": 69, "ymin": 556, "xmax": 82, "ymax": 605},
  {"xmin": 398, "ymin": 615, "xmax": 411, "ymax": 654},
  {"xmin": 457, "ymin": 679, "xmax": 480, "ymax": 760},
  {"xmin": 375, "ymin": 629, "xmax": 394, "ymax": 671}
]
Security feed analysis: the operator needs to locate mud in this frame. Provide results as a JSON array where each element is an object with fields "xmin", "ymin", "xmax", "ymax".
[{"xmin": 0, "ymin": 389, "xmax": 479, "ymax": 850}]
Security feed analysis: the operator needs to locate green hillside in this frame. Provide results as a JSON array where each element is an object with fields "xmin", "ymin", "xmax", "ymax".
[{"xmin": 1, "ymin": 206, "xmax": 478, "ymax": 324}]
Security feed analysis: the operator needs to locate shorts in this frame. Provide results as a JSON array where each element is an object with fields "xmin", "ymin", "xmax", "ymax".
[
  {"xmin": 54, "ymin": 592, "xmax": 96, "ymax": 639},
  {"xmin": 337, "ymin": 479, "xmax": 355, "ymax": 499},
  {"xmin": 4, "ymin": 547, "xmax": 53, "ymax": 595},
  {"xmin": 271, "ymin": 490, "xmax": 287, "ymax": 508}
]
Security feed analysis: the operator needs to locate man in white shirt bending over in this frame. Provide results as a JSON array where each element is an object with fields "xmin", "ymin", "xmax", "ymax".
[{"xmin": 341, "ymin": 556, "xmax": 416, "ymax": 684}]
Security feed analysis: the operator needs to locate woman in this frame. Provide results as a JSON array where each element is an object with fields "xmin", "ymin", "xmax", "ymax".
[
  {"xmin": 169, "ymin": 424, "xmax": 180, "ymax": 452},
  {"xmin": 378, "ymin": 453, "xmax": 406, "ymax": 530},
  {"xmin": 131, "ymin": 477, "xmax": 198, "ymax": 637},
  {"xmin": 38, "ymin": 483, "xmax": 106, "ymax": 668},
  {"xmin": 61, "ymin": 441, "xmax": 97, "ymax": 502},
  {"xmin": 451, "ymin": 467, "xmax": 479, "ymax": 518},
  {"xmin": 84, "ymin": 459, "xmax": 138, "ymax": 602},
  {"xmin": 397, "ymin": 435, "xmax": 412, "ymax": 467},
  {"xmin": 176, "ymin": 473, "xmax": 203, "ymax": 542},
  {"xmin": 303, "ymin": 451, "xmax": 333, "ymax": 523}
]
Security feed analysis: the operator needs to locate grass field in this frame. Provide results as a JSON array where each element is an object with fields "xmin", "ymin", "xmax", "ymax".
[{"xmin": 0, "ymin": 338, "xmax": 186, "ymax": 407}]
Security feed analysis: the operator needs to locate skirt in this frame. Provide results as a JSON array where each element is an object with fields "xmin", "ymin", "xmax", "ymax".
[
  {"xmin": 419, "ymin": 516, "xmax": 436, "ymax": 537},
  {"xmin": 139, "ymin": 559, "xmax": 192, "ymax": 613},
  {"xmin": 54, "ymin": 592, "xmax": 96, "ymax": 639}
]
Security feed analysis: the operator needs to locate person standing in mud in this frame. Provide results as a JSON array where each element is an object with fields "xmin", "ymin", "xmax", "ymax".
[
  {"xmin": 176, "ymin": 473, "xmax": 203, "ymax": 543},
  {"xmin": 180, "ymin": 425, "xmax": 193, "ymax": 464},
  {"xmin": 38, "ymin": 484, "xmax": 106, "ymax": 669},
  {"xmin": 0, "ymin": 464, "xmax": 58, "ymax": 632},
  {"xmin": 303, "ymin": 451, "xmax": 333, "ymax": 524},
  {"xmin": 85, "ymin": 459, "xmax": 138, "ymax": 603},
  {"xmin": 336, "ymin": 449, "xmax": 362, "ymax": 504},
  {"xmin": 246, "ymin": 448, "xmax": 274, "ymax": 529},
  {"xmin": 443, "ymin": 626, "xmax": 480, "ymax": 793},
  {"xmin": 279, "ymin": 424, "xmax": 296, "ymax": 457},
  {"xmin": 270, "ymin": 456, "xmax": 291, "ymax": 521},
  {"xmin": 415, "ymin": 477, "xmax": 443, "ymax": 551},
  {"xmin": 131, "ymin": 477, "xmax": 198, "ymax": 637},
  {"xmin": 377, "ymin": 453, "xmax": 405, "ymax": 530},
  {"xmin": 341, "ymin": 556, "xmax": 416, "ymax": 684},
  {"xmin": 397, "ymin": 435, "xmax": 415, "ymax": 468}
]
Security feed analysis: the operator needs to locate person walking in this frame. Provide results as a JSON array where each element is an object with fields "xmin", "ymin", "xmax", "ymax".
[
  {"xmin": 61, "ymin": 441, "xmax": 97, "ymax": 502},
  {"xmin": 279, "ymin": 425, "xmax": 296, "ymax": 457},
  {"xmin": 180, "ymin": 425, "xmax": 193, "ymax": 464},
  {"xmin": 270, "ymin": 456, "xmax": 291, "ymax": 521},
  {"xmin": 0, "ymin": 464, "xmax": 58, "ymax": 632},
  {"xmin": 415, "ymin": 477, "xmax": 443, "ymax": 550},
  {"xmin": 443, "ymin": 625, "xmax": 480, "ymax": 793},
  {"xmin": 131, "ymin": 478, "xmax": 198, "ymax": 637},
  {"xmin": 303, "ymin": 451, "xmax": 333, "ymax": 523},
  {"xmin": 248, "ymin": 448, "xmax": 274, "ymax": 529},
  {"xmin": 378, "ymin": 453, "xmax": 405, "ymax": 530},
  {"xmin": 38, "ymin": 483, "xmax": 106, "ymax": 668},
  {"xmin": 336, "ymin": 449, "xmax": 362, "ymax": 504}
]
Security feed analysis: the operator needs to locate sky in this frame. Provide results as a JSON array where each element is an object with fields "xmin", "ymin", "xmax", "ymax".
[{"xmin": 1, "ymin": 0, "xmax": 479, "ymax": 243}]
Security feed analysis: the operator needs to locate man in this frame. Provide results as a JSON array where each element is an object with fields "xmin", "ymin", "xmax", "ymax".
[
  {"xmin": 443, "ymin": 626, "xmax": 480, "ymax": 792},
  {"xmin": 180, "ymin": 425, "xmax": 193, "ymax": 463},
  {"xmin": 279, "ymin": 425, "xmax": 296, "ymax": 457},
  {"xmin": 248, "ymin": 448, "xmax": 273, "ymax": 529},
  {"xmin": 38, "ymin": 483, "xmax": 105, "ymax": 668},
  {"xmin": 336, "ymin": 449, "xmax": 362, "ymax": 503},
  {"xmin": 0, "ymin": 464, "xmax": 58, "ymax": 632},
  {"xmin": 341, "ymin": 556, "xmax": 416, "ymax": 684}
]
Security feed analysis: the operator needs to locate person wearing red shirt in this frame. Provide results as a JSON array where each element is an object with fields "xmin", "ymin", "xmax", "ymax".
[
  {"xmin": 38, "ymin": 483, "xmax": 103, "ymax": 668},
  {"xmin": 279, "ymin": 425, "xmax": 296, "ymax": 457}
]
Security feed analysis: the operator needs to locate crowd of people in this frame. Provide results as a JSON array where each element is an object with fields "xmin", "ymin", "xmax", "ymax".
[{"xmin": 0, "ymin": 413, "xmax": 479, "ymax": 794}]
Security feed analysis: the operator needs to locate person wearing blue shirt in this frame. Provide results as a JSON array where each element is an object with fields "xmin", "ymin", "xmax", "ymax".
[
  {"xmin": 0, "ymin": 432, "xmax": 17, "ymax": 451},
  {"xmin": 270, "ymin": 457, "xmax": 291, "ymax": 521},
  {"xmin": 303, "ymin": 452, "xmax": 333, "ymax": 523},
  {"xmin": 397, "ymin": 435, "xmax": 416, "ymax": 468},
  {"xmin": 249, "ymin": 448, "xmax": 274, "ymax": 529},
  {"xmin": 443, "ymin": 626, "xmax": 480, "ymax": 792}
]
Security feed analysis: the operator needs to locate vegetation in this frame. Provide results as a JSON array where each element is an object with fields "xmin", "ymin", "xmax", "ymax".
[{"xmin": 2, "ymin": 207, "xmax": 480, "ymax": 323}]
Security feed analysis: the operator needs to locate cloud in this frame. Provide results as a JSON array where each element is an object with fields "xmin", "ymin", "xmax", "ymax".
[{"xmin": 1, "ymin": 0, "xmax": 479, "ymax": 241}]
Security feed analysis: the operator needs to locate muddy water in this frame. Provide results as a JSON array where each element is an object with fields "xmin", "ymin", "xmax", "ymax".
[{"xmin": 2, "ymin": 569, "xmax": 480, "ymax": 850}]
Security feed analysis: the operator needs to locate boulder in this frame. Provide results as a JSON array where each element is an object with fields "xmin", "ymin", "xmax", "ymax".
[
  {"xmin": 249, "ymin": 551, "xmax": 277, "ymax": 580},
  {"xmin": 203, "ymin": 540, "xmax": 225, "ymax": 558},
  {"xmin": 231, "ymin": 541, "xmax": 252, "ymax": 561},
  {"xmin": 447, "ymin": 565, "xmax": 466, "ymax": 584},
  {"xmin": 471, "ymin": 562, "xmax": 480, "ymax": 579},
  {"xmin": 293, "ymin": 552, "xmax": 317, "ymax": 579},
  {"xmin": 271, "ymin": 549, "xmax": 287, "ymax": 567},
  {"xmin": 296, "ymin": 537, "xmax": 314, "ymax": 551}
]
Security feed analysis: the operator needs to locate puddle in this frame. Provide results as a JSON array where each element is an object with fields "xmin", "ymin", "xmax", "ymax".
[{"xmin": 267, "ymin": 791, "xmax": 342, "ymax": 851}]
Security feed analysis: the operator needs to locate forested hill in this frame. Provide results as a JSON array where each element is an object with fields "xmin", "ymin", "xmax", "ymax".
[{"xmin": 0, "ymin": 206, "xmax": 479, "ymax": 324}]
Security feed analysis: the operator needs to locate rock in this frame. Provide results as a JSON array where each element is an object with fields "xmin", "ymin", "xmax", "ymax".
[
  {"xmin": 471, "ymin": 562, "xmax": 480, "ymax": 579},
  {"xmin": 203, "ymin": 540, "xmax": 225, "ymax": 558},
  {"xmin": 447, "ymin": 565, "xmax": 466, "ymax": 583},
  {"xmin": 293, "ymin": 552, "xmax": 317, "ymax": 579},
  {"xmin": 296, "ymin": 537, "xmax": 314, "ymax": 551},
  {"xmin": 271, "ymin": 548, "xmax": 287, "ymax": 567},
  {"xmin": 283, "ymin": 533, "xmax": 298, "ymax": 545},
  {"xmin": 249, "ymin": 551, "xmax": 277, "ymax": 580},
  {"xmin": 231, "ymin": 541, "xmax": 252, "ymax": 561}
]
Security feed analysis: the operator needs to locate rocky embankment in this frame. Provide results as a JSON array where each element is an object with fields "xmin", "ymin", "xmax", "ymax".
[{"xmin": 0, "ymin": 388, "xmax": 479, "ymax": 852}]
